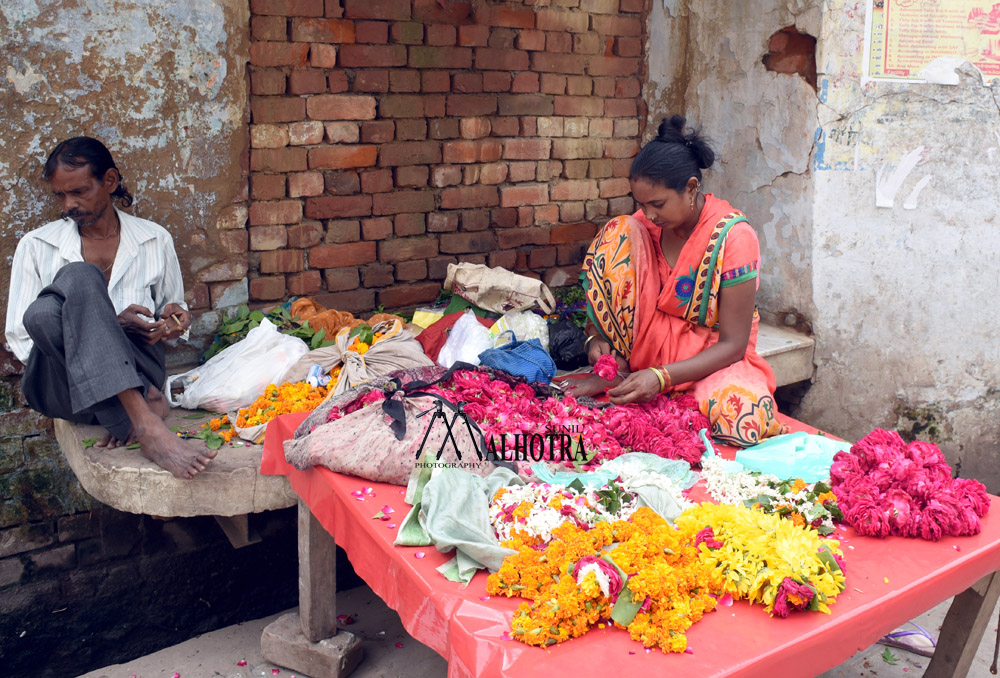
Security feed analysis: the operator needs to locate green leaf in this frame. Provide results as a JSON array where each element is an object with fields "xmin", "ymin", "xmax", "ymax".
[
  {"xmin": 237, "ymin": 304, "xmax": 250, "ymax": 320},
  {"xmin": 82, "ymin": 438, "xmax": 98, "ymax": 449},
  {"xmin": 168, "ymin": 426, "xmax": 182, "ymax": 432},
  {"xmin": 567, "ymin": 478, "xmax": 586, "ymax": 494},
  {"xmin": 250, "ymin": 310, "xmax": 265, "ymax": 322},
  {"xmin": 310, "ymin": 328, "xmax": 326, "ymax": 349},
  {"xmin": 204, "ymin": 434, "xmax": 224, "ymax": 450},
  {"xmin": 125, "ymin": 442, "xmax": 141, "ymax": 450},
  {"xmin": 372, "ymin": 511, "xmax": 386, "ymax": 520},
  {"xmin": 881, "ymin": 647, "xmax": 898, "ymax": 665},
  {"xmin": 184, "ymin": 412, "xmax": 209, "ymax": 420}
]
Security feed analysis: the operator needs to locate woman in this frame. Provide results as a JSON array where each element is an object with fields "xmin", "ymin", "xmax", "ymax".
[{"xmin": 567, "ymin": 115, "xmax": 786, "ymax": 447}]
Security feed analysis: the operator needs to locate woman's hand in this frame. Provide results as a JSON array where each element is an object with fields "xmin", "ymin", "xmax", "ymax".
[
  {"xmin": 607, "ymin": 368, "xmax": 661, "ymax": 405},
  {"xmin": 587, "ymin": 336, "xmax": 612, "ymax": 365}
]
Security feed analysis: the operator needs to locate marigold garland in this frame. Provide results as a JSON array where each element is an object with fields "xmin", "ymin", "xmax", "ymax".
[
  {"xmin": 676, "ymin": 503, "xmax": 847, "ymax": 617},
  {"xmin": 236, "ymin": 382, "xmax": 329, "ymax": 428}
]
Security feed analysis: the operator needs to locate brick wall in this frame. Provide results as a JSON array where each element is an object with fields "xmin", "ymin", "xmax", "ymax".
[{"xmin": 248, "ymin": 0, "xmax": 646, "ymax": 311}]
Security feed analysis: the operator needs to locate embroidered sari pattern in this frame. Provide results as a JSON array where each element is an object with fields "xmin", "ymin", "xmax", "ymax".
[
  {"xmin": 676, "ymin": 213, "xmax": 747, "ymax": 329},
  {"xmin": 704, "ymin": 384, "xmax": 785, "ymax": 447},
  {"xmin": 583, "ymin": 216, "xmax": 637, "ymax": 360}
]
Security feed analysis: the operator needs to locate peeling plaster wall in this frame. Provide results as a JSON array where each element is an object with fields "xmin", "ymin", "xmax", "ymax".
[
  {"xmin": 0, "ymin": 0, "xmax": 250, "ymax": 363},
  {"xmin": 646, "ymin": 0, "xmax": 1000, "ymax": 489}
]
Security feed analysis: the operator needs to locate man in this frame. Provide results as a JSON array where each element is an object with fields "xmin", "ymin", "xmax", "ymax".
[{"xmin": 5, "ymin": 137, "xmax": 216, "ymax": 479}]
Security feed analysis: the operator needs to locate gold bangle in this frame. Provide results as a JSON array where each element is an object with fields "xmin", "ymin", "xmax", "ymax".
[
  {"xmin": 584, "ymin": 334, "xmax": 596, "ymax": 348},
  {"xmin": 660, "ymin": 365, "xmax": 673, "ymax": 391},
  {"xmin": 649, "ymin": 367, "xmax": 665, "ymax": 391}
]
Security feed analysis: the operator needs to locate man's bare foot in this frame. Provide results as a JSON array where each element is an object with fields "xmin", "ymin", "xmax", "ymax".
[
  {"xmin": 134, "ymin": 418, "xmax": 218, "ymax": 479},
  {"xmin": 96, "ymin": 429, "xmax": 137, "ymax": 449},
  {"xmin": 145, "ymin": 385, "xmax": 169, "ymax": 419},
  {"xmin": 562, "ymin": 374, "xmax": 623, "ymax": 398}
]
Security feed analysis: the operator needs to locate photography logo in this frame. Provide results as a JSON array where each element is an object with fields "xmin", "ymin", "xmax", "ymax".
[{"xmin": 415, "ymin": 400, "xmax": 588, "ymax": 466}]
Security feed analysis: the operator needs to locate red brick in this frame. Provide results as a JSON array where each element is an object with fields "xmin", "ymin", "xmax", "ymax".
[
  {"xmin": 498, "ymin": 94, "xmax": 553, "ymax": 116},
  {"xmin": 580, "ymin": 0, "xmax": 619, "ymax": 10},
  {"xmin": 290, "ymin": 17, "xmax": 355, "ymax": 42},
  {"xmin": 362, "ymin": 262, "xmax": 394, "ymax": 287},
  {"xmin": 250, "ymin": 200, "xmax": 303, "ymax": 226},
  {"xmin": 324, "ymin": 121, "xmax": 360, "ymax": 143},
  {"xmin": 572, "ymin": 33, "xmax": 602, "ymax": 54},
  {"xmin": 497, "ymin": 227, "xmax": 550, "ymax": 248},
  {"xmin": 360, "ymin": 169, "xmax": 393, "ymax": 193},
  {"xmin": 287, "ymin": 220, "xmax": 324, "ymax": 248},
  {"xmin": 185, "ymin": 282, "xmax": 211, "ymax": 309},
  {"xmin": 440, "ymin": 186, "xmax": 499, "ymax": 209},
  {"xmin": 533, "ymin": 204, "xmax": 559, "ymax": 225},
  {"xmin": 488, "ymin": 250, "xmax": 516, "ymax": 270},
  {"xmin": 251, "ymin": 42, "xmax": 310, "ymax": 67},
  {"xmin": 361, "ymin": 120, "xmax": 395, "ymax": 143},
  {"xmin": 443, "ymin": 140, "xmax": 502, "ymax": 164},
  {"xmin": 503, "ymin": 138, "xmax": 551, "ymax": 160},
  {"xmin": 249, "ymin": 225, "xmax": 288, "ymax": 250},
  {"xmin": 604, "ymin": 138, "xmax": 639, "ymax": 158},
  {"xmin": 354, "ymin": 20, "xmax": 388, "ymax": 43},
  {"xmin": 338, "ymin": 44, "xmax": 407, "ymax": 67},
  {"xmin": 287, "ymin": 69, "xmax": 327, "ymax": 94},
  {"xmin": 251, "ymin": 124, "xmax": 290, "ymax": 149},
  {"xmin": 289, "ymin": 120, "xmax": 326, "ymax": 145},
  {"xmin": 325, "ymin": 219, "xmax": 361, "ymax": 243},
  {"xmin": 421, "ymin": 70, "xmax": 451, "ymax": 92},
  {"xmin": 482, "ymin": 72, "xmax": 512, "ymax": 93},
  {"xmin": 252, "ymin": 0, "xmax": 323, "ymax": 16},
  {"xmin": 598, "ymin": 177, "xmax": 630, "ymax": 199},
  {"xmin": 552, "ymin": 138, "xmax": 603, "ymax": 159},
  {"xmin": 286, "ymin": 270, "xmax": 322, "ymax": 296},
  {"xmin": 251, "ymin": 97, "xmax": 306, "ymax": 123},
  {"xmin": 288, "ymin": 171, "xmax": 325, "ymax": 197},
  {"xmin": 564, "ymin": 159, "xmax": 589, "ymax": 178},
  {"xmin": 531, "ymin": 52, "xmax": 586, "ymax": 74},
  {"xmin": 253, "ymin": 16, "xmax": 287, "ymax": 41},
  {"xmin": 615, "ymin": 77, "xmax": 641, "ymax": 98},
  {"xmin": 389, "ymin": 213, "xmax": 424, "ymax": 237},
  {"xmin": 461, "ymin": 209, "xmax": 489, "ymax": 231},
  {"xmin": 251, "ymin": 147, "xmax": 308, "ymax": 172},
  {"xmin": 308, "ymin": 145, "xmax": 377, "ymax": 170},
  {"xmin": 514, "ymin": 29, "xmax": 546, "ymax": 51},
  {"xmin": 390, "ymin": 70, "xmax": 421, "ymax": 93},
  {"xmin": 378, "ymin": 141, "xmax": 441, "ymax": 166},
  {"xmin": 328, "ymin": 70, "xmax": 349, "ymax": 92},
  {"xmin": 550, "ymin": 179, "xmax": 598, "ymax": 201},
  {"xmin": 316, "ymin": 288, "xmax": 375, "ymax": 312},
  {"xmin": 218, "ymin": 229, "xmax": 249, "ymax": 255},
  {"xmin": 459, "ymin": 117, "xmax": 491, "ymax": 140},
  {"xmin": 412, "ymin": 0, "xmax": 472, "ymax": 23},
  {"xmin": 589, "ymin": 158, "xmax": 614, "ymax": 178},
  {"xmin": 507, "ymin": 162, "xmax": 536, "ymax": 182},
  {"xmin": 324, "ymin": 171, "xmax": 360, "ymax": 194},
  {"xmin": 563, "ymin": 75, "xmax": 591, "ymax": 96},
  {"xmin": 536, "ymin": 9, "xmax": 589, "ymax": 32},
  {"xmin": 429, "ymin": 118, "xmax": 459, "ymax": 139},
  {"xmin": 612, "ymin": 157, "xmax": 632, "ymax": 177},
  {"xmin": 379, "ymin": 94, "xmax": 426, "ymax": 118},
  {"xmin": 250, "ymin": 276, "xmax": 286, "ymax": 301},
  {"xmin": 587, "ymin": 56, "xmax": 639, "ymax": 77},
  {"xmin": 395, "ymin": 259, "xmax": 427, "ymax": 281},
  {"xmin": 260, "ymin": 249, "xmax": 306, "ymax": 273},
  {"xmin": 306, "ymin": 94, "xmax": 376, "ymax": 120},
  {"xmin": 349, "ymin": 70, "xmax": 386, "ymax": 93},
  {"xmin": 602, "ymin": 99, "xmax": 636, "ymax": 119},
  {"xmin": 591, "ymin": 15, "xmax": 642, "ymax": 36},
  {"xmin": 619, "ymin": 0, "xmax": 644, "ymax": 10},
  {"xmin": 553, "ymin": 95, "xmax": 603, "ymax": 116},
  {"xmin": 420, "ymin": 23, "xmax": 453, "ymax": 46},
  {"xmin": 520, "ymin": 116, "xmax": 537, "ymax": 137},
  {"xmin": 377, "ymin": 282, "xmax": 440, "ymax": 309},
  {"xmin": 428, "ymin": 212, "xmax": 459, "ymax": 232},
  {"xmin": 409, "ymin": 46, "xmax": 473, "ymax": 69},
  {"xmin": 446, "ymin": 95, "xmax": 498, "ymax": 117},
  {"xmin": 326, "ymin": 267, "xmax": 361, "ymax": 291},
  {"xmin": 473, "ymin": 48, "xmax": 529, "ymax": 71},
  {"xmin": 373, "ymin": 190, "xmax": 435, "ymax": 215},
  {"xmin": 305, "ymin": 194, "xmax": 373, "ymax": 218},
  {"xmin": 543, "ymin": 264, "xmax": 582, "ymax": 287},
  {"xmin": 310, "ymin": 43, "xmax": 338, "ymax": 67},
  {"xmin": 492, "ymin": 118, "xmax": 518, "ymax": 139},
  {"xmin": 511, "ymin": 72, "xmax": 540, "ymax": 93},
  {"xmin": 431, "ymin": 165, "xmax": 462, "ymax": 187},
  {"xmin": 439, "ymin": 232, "xmax": 498, "ymax": 254},
  {"xmin": 537, "ymin": 160, "xmax": 563, "ymax": 181},
  {"xmin": 614, "ymin": 36, "xmax": 642, "ymax": 57},
  {"xmin": 251, "ymin": 69, "xmax": 286, "ymax": 95},
  {"xmin": 361, "ymin": 216, "xmax": 393, "ymax": 240},
  {"xmin": 528, "ymin": 246, "xmax": 557, "ymax": 269},
  {"xmin": 379, "ymin": 236, "xmax": 438, "ymax": 263},
  {"xmin": 251, "ymin": 174, "xmax": 286, "ymax": 200},
  {"xmin": 500, "ymin": 183, "xmax": 549, "ymax": 207},
  {"xmin": 309, "ymin": 241, "xmax": 377, "ymax": 267},
  {"xmin": 557, "ymin": 242, "xmax": 587, "ymax": 265},
  {"xmin": 546, "ymin": 31, "xmax": 572, "ymax": 53},
  {"xmin": 475, "ymin": 163, "xmax": 506, "ymax": 186},
  {"xmin": 457, "ymin": 24, "xmax": 490, "ymax": 47},
  {"xmin": 395, "ymin": 164, "xmax": 429, "ymax": 186},
  {"xmin": 452, "ymin": 72, "xmax": 483, "ymax": 93},
  {"xmin": 476, "ymin": 5, "xmax": 535, "ymax": 28},
  {"xmin": 343, "ymin": 0, "xmax": 410, "ymax": 20},
  {"xmin": 592, "ymin": 77, "xmax": 616, "ymax": 97},
  {"xmin": 539, "ymin": 73, "xmax": 567, "ymax": 94}
]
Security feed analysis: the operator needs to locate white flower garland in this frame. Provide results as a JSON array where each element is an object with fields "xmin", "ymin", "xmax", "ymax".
[{"xmin": 489, "ymin": 483, "xmax": 638, "ymax": 544}]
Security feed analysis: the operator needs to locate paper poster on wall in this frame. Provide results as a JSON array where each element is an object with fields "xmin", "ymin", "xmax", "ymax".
[{"xmin": 863, "ymin": 0, "xmax": 1000, "ymax": 82}]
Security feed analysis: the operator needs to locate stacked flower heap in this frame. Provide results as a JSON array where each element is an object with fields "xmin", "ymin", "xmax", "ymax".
[
  {"xmin": 676, "ymin": 504, "xmax": 847, "ymax": 617},
  {"xmin": 488, "ymin": 507, "xmax": 720, "ymax": 652},
  {"xmin": 236, "ymin": 382, "xmax": 329, "ymax": 429},
  {"xmin": 702, "ymin": 456, "xmax": 843, "ymax": 536},
  {"xmin": 831, "ymin": 429, "xmax": 990, "ymax": 540},
  {"xmin": 490, "ymin": 481, "xmax": 639, "ymax": 544}
]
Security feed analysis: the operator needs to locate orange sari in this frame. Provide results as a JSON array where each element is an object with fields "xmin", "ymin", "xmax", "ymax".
[{"xmin": 582, "ymin": 194, "xmax": 785, "ymax": 447}]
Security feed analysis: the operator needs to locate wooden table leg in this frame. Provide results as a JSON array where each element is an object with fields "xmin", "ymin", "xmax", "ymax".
[
  {"xmin": 924, "ymin": 571, "xmax": 1000, "ymax": 678},
  {"xmin": 298, "ymin": 498, "xmax": 339, "ymax": 642}
]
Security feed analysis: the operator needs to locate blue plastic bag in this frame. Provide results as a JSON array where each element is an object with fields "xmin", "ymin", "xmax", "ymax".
[
  {"xmin": 478, "ymin": 338, "xmax": 556, "ymax": 384},
  {"xmin": 733, "ymin": 432, "xmax": 851, "ymax": 483}
]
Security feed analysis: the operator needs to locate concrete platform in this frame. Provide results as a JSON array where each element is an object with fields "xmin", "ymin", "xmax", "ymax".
[
  {"xmin": 757, "ymin": 322, "xmax": 815, "ymax": 387},
  {"xmin": 78, "ymin": 583, "xmax": 1000, "ymax": 678},
  {"xmin": 55, "ymin": 408, "xmax": 296, "ymax": 518}
]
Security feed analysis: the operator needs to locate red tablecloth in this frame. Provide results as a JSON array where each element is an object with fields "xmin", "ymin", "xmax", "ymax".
[{"xmin": 261, "ymin": 412, "xmax": 1000, "ymax": 678}]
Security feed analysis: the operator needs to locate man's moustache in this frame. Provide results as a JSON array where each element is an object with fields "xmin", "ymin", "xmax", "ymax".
[{"xmin": 62, "ymin": 211, "xmax": 89, "ymax": 221}]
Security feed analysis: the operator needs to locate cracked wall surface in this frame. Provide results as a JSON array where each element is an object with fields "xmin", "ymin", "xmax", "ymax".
[
  {"xmin": 0, "ymin": 0, "xmax": 250, "ymax": 365},
  {"xmin": 647, "ymin": 0, "xmax": 1000, "ymax": 489}
]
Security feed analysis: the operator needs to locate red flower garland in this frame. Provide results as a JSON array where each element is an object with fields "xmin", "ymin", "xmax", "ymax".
[
  {"xmin": 831, "ymin": 429, "xmax": 990, "ymax": 540},
  {"xmin": 593, "ymin": 354, "xmax": 619, "ymax": 381}
]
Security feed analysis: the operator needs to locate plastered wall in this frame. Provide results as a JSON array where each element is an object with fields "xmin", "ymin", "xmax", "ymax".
[{"xmin": 646, "ymin": 0, "xmax": 1000, "ymax": 489}]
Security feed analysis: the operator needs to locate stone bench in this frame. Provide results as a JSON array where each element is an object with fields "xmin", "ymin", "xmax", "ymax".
[{"xmin": 756, "ymin": 322, "xmax": 814, "ymax": 387}]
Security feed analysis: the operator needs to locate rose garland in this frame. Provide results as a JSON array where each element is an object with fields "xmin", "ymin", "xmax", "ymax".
[
  {"xmin": 593, "ymin": 354, "xmax": 619, "ymax": 381},
  {"xmin": 488, "ymin": 508, "xmax": 720, "ymax": 652},
  {"xmin": 676, "ymin": 503, "xmax": 847, "ymax": 617},
  {"xmin": 831, "ymin": 429, "xmax": 990, "ymax": 540}
]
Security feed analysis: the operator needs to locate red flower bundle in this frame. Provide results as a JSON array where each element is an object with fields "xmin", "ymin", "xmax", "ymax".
[
  {"xmin": 593, "ymin": 354, "xmax": 619, "ymax": 381},
  {"xmin": 831, "ymin": 429, "xmax": 990, "ymax": 540}
]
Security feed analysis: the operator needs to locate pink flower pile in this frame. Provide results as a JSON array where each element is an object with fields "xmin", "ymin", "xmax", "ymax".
[
  {"xmin": 593, "ymin": 354, "xmax": 619, "ymax": 381},
  {"xmin": 831, "ymin": 429, "xmax": 990, "ymax": 541}
]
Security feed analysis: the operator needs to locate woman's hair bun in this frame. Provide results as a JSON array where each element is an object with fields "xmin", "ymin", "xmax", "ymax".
[{"xmin": 655, "ymin": 114, "xmax": 714, "ymax": 170}]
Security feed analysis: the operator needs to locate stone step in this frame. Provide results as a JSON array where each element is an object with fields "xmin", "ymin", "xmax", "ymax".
[{"xmin": 756, "ymin": 322, "xmax": 815, "ymax": 387}]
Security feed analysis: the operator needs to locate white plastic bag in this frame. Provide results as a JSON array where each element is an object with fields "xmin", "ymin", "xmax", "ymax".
[
  {"xmin": 165, "ymin": 318, "xmax": 308, "ymax": 412},
  {"xmin": 489, "ymin": 311, "xmax": 550, "ymax": 349},
  {"xmin": 437, "ymin": 310, "xmax": 493, "ymax": 368}
]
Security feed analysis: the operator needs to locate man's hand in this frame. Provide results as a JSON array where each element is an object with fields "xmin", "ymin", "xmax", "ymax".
[
  {"xmin": 607, "ymin": 369, "xmax": 661, "ymax": 405},
  {"xmin": 161, "ymin": 303, "xmax": 190, "ymax": 341},
  {"xmin": 118, "ymin": 304, "xmax": 166, "ymax": 345}
]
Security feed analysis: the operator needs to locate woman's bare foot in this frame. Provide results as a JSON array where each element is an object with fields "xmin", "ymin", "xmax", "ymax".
[
  {"xmin": 145, "ymin": 385, "xmax": 170, "ymax": 419},
  {"xmin": 562, "ymin": 374, "xmax": 623, "ymax": 398}
]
